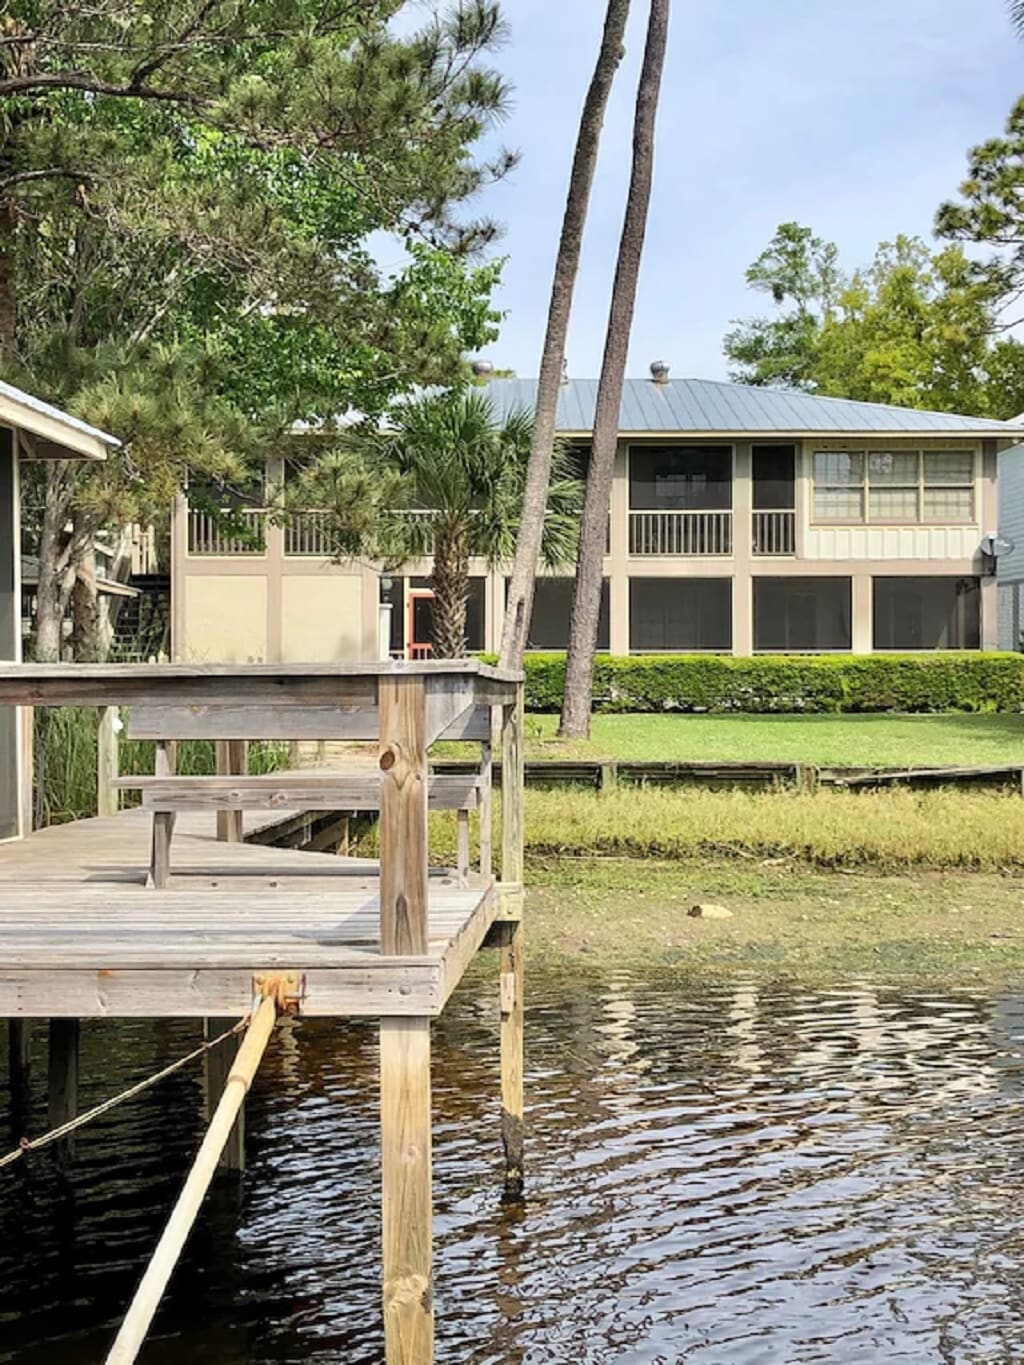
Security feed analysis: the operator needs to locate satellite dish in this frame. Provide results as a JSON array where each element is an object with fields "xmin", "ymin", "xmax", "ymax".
[{"xmin": 981, "ymin": 533, "xmax": 1016, "ymax": 557}]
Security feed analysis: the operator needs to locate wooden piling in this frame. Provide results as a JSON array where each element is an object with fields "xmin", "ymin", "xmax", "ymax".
[
  {"xmin": 7, "ymin": 1020, "xmax": 31, "ymax": 1104},
  {"xmin": 204, "ymin": 1017, "xmax": 245, "ymax": 1172},
  {"xmin": 106, "ymin": 995, "xmax": 277, "ymax": 1365},
  {"xmin": 380, "ymin": 1016, "xmax": 433, "ymax": 1365},
  {"xmin": 456, "ymin": 808, "xmax": 470, "ymax": 887},
  {"xmin": 497, "ymin": 920, "xmax": 524, "ymax": 1200},
  {"xmin": 498, "ymin": 686, "xmax": 525, "ymax": 1198},
  {"xmin": 47, "ymin": 1018, "xmax": 79, "ymax": 1163}
]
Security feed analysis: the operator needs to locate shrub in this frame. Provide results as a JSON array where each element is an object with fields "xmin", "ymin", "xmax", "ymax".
[{"xmin": 483, "ymin": 652, "xmax": 1024, "ymax": 715}]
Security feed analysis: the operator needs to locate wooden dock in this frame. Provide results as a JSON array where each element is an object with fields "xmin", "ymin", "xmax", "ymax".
[{"xmin": 0, "ymin": 660, "xmax": 525, "ymax": 1364}]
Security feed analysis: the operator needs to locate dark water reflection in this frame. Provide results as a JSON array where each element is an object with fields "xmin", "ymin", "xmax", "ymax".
[{"xmin": 4, "ymin": 970, "xmax": 1024, "ymax": 1362}]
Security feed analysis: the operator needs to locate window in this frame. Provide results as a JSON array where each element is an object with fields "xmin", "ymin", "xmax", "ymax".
[
  {"xmin": 630, "ymin": 446, "xmax": 732, "ymax": 511},
  {"xmin": 812, "ymin": 449, "xmax": 974, "ymax": 525},
  {"xmin": 509, "ymin": 577, "xmax": 610, "ymax": 651},
  {"xmin": 629, "ymin": 578, "xmax": 731, "ymax": 651},
  {"xmin": 873, "ymin": 577, "xmax": 980, "ymax": 650},
  {"xmin": 754, "ymin": 577, "xmax": 851, "ymax": 651}
]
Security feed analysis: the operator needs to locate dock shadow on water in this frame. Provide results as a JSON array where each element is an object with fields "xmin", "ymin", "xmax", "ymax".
[{"xmin": 4, "ymin": 971, "xmax": 1024, "ymax": 1363}]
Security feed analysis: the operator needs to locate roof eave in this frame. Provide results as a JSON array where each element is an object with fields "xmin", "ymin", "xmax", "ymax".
[
  {"xmin": 0, "ymin": 395, "xmax": 118, "ymax": 461},
  {"xmin": 554, "ymin": 428, "xmax": 1020, "ymax": 441}
]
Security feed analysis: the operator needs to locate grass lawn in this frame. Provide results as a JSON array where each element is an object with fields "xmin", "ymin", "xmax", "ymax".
[
  {"xmin": 519, "ymin": 711, "xmax": 1024, "ymax": 768},
  {"xmin": 522, "ymin": 855, "xmax": 1024, "ymax": 982}
]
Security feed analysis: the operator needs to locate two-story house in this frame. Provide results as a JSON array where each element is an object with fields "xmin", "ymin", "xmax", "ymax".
[{"xmin": 171, "ymin": 370, "xmax": 1023, "ymax": 662}]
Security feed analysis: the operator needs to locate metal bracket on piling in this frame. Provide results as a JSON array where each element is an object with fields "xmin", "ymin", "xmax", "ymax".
[{"xmin": 253, "ymin": 972, "xmax": 304, "ymax": 1015}]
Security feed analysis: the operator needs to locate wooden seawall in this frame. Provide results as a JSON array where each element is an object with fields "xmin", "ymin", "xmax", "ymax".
[{"xmin": 0, "ymin": 660, "xmax": 525, "ymax": 1364}]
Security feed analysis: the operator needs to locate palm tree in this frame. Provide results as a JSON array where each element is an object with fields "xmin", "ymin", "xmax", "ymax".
[
  {"xmin": 1012, "ymin": 1, "xmax": 1024, "ymax": 30},
  {"xmin": 560, "ymin": 0, "xmax": 670, "ymax": 737},
  {"xmin": 289, "ymin": 390, "xmax": 582, "ymax": 658},
  {"xmin": 499, "ymin": 0, "xmax": 631, "ymax": 671}
]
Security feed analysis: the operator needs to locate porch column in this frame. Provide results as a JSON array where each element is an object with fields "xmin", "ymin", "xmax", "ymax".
[
  {"xmin": 609, "ymin": 442, "xmax": 630, "ymax": 654},
  {"xmin": 731, "ymin": 444, "xmax": 752, "ymax": 656},
  {"xmin": 851, "ymin": 573, "xmax": 873, "ymax": 653}
]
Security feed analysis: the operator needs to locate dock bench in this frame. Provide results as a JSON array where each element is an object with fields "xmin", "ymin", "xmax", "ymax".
[{"xmin": 113, "ymin": 770, "xmax": 483, "ymax": 887}]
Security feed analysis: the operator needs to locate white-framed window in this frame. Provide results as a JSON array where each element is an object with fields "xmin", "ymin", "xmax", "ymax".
[{"xmin": 812, "ymin": 449, "xmax": 975, "ymax": 525}]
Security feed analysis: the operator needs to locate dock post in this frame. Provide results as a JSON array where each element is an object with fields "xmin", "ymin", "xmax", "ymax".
[
  {"xmin": 47, "ymin": 1018, "xmax": 79, "ymax": 1163},
  {"xmin": 216, "ymin": 740, "xmax": 246, "ymax": 843},
  {"xmin": 378, "ymin": 676, "xmax": 433, "ymax": 1360},
  {"xmin": 97, "ymin": 705, "xmax": 120, "ymax": 817},
  {"xmin": 499, "ymin": 688, "xmax": 525, "ymax": 1199},
  {"xmin": 7, "ymin": 1020, "xmax": 31, "ymax": 1110},
  {"xmin": 380, "ymin": 1017, "xmax": 433, "ymax": 1365},
  {"xmin": 204, "ymin": 1018, "xmax": 245, "ymax": 1173},
  {"xmin": 211, "ymin": 742, "xmax": 246, "ymax": 1165}
]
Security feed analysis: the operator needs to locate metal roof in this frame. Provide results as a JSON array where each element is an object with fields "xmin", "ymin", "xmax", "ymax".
[
  {"xmin": 478, "ymin": 377, "xmax": 1023, "ymax": 437},
  {"xmin": 0, "ymin": 379, "xmax": 119, "ymax": 459}
]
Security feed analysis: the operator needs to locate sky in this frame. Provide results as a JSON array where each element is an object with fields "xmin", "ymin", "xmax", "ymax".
[{"xmin": 464, "ymin": 0, "xmax": 1024, "ymax": 382}]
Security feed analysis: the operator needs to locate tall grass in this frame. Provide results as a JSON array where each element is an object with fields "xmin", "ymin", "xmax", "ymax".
[
  {"xmin": 34, "ymin": 707, "xmax": 288, "ymax": 826},
  {"xmin": 522, "ymin": 786, "xmax": 1024, "ymax": 872},
  {"xmin": 352, "ymin": 786, "xmax": 1024, "ymax": 875}
]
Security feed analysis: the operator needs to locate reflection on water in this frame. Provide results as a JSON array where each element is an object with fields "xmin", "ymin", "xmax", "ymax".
[{"xmin": 4, "ymin": 970, "xmax": 1024, "ymax": 1362}]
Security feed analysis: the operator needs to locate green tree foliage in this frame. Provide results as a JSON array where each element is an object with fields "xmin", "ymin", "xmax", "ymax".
[
  {"xmin": 724, "ymin": 221, "xmax": 1024, "ymax": 417},
  {"xmin": 287, "ymin": 389, "xmax": 583, "ymax": 658},
  {"xmin": 0, "ymin": 0, "xmax": 513, "ymax": 656}
]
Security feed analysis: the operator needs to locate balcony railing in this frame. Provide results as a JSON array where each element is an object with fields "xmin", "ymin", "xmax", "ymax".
[
  {"xmin": 187, "ymin": 508, "xmax": 266, "ymax": 556},
  {"xmin": 285, "ymin": 510, "xmax": 335, "ymax": 557},
  {"xmin": 752, "ymin": 509, "xmax": 796, "ymax": 556},
  {"xmin": 629, "ymin": 510, "xmax": 732, "ymax": 556}
]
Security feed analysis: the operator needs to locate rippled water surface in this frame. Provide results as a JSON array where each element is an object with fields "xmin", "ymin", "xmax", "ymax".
[{"xmin": 4, "ymin": 969, "xmax": 1024, "ymax": 1363}]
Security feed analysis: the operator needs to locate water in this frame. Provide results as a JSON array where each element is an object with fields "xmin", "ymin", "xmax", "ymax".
[{"xmin": 4, "ymin": 969, "xmax": 1024, "ymax": 1363}]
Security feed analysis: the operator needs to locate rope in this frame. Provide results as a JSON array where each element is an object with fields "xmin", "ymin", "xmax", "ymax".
[{"xmin": 0, "ymin": 1017, "xmax": 249, "ymax": 1169}]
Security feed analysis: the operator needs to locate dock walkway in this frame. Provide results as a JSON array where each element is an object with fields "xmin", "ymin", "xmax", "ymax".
[{"xmin": 0, "ymin": 808, "xmax": 496, "ymax": 1017}]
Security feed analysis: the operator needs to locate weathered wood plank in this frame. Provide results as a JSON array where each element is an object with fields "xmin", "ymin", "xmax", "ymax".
[
  {"xmin": 0, "ymin": 964, "xmax": 443, "ymax": 1017},
  {"xmin": 126, "ymin": 703, "xmax": 492, "ymax": 744},
  {"xmin": 379, "ymin": 677, "xmax": 428, "ymax": 956},
  {"xmin": 380, "ymin": 1016, "xmax": 433, "ymax": 1365},
  {"xmin": 115, "ymin": 773, "xmax": 479, "ymax": 812}
]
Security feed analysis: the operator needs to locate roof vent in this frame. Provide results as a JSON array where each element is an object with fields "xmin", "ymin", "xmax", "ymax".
[
  {"xmin": 471, "ymin": 359, "xmax": 493, "ymax": 380},
  {"xmin": 650, "ymin": 360, "xmax": 670, "ymax": 384}
]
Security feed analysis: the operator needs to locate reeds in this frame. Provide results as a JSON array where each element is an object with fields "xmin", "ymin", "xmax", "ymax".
[{"xmin": 33, "ymin": 707, "xmax": 287, "ymax": 826}]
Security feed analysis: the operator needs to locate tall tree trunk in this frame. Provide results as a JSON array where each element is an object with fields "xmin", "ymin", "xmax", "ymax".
[
  {"xmin": 430, "ymin": 524, "xmax": 470, "ymax": 659},
  {"xmin": 498, "ymin": 0, "xmax": 631, "ymax": 672},
  {"xmin": 33, "ymin": 464, "xmax": 75, "ymax": 661},
  {"xmin": 70, "ymin": 543, "xmax": 103, "ymax": 662},
  {"xmin": 560, "ymin": 0, "xmax": 670, "ymax": 738}
]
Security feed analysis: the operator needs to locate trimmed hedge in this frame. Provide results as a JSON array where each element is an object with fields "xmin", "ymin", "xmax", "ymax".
[{"xmin": 484, "ymin": 652, "xmax": 1024, "ymax": 714}]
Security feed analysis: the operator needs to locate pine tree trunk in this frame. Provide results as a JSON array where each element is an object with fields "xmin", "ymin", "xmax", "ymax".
[
  {"xmin": 430, "ymin": 524, "xmax": 470, "ymax": 659},
  {"xmin": 499, "ymin": 0, "xmax": 631, "ymax": 671},
  {"xmin": 33, "ymin": 464, "xmax": 74, "ymax": 662},
  {"xmin": 70, "ymin": 544, "xmax": 103, "ymax": 662},
  {"xmin": 560, "ymin": 0, "xmax": 670, "ymax": 739}
]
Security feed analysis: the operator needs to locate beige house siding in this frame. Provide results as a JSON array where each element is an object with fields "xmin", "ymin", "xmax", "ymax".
[
  {"xmin": 280, "ymin": 573, "xmax": 365, "ymax": 662},
  {"xmin": 182, "ymin": 574, "xmax": 268, "ymax": 662}
]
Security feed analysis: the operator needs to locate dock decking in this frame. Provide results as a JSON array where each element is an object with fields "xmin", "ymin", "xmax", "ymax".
[{"xmin": 0, "ymin": 809, "xmax": 498, "ymax": 1017}]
